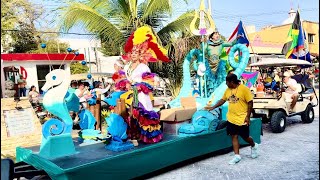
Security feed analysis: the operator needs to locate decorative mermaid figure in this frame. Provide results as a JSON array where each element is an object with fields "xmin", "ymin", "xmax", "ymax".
[
  {"xmin": 202, "ymin": 29, "xmax": 241, "ymax": 95},
  {"xmin": 121, "ymin": 25, "xmax": 170, "ymax": 144}
]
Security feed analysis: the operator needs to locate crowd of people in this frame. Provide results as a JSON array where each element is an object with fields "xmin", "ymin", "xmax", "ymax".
[{"xmin": 254, "ymin": 67, "xmax": 316, "ymax": 110}]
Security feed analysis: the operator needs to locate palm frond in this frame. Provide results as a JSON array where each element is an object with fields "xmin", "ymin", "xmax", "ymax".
[
  {"xmin": 140, "ymin": 0, "xmax": 172, "ymax": 21},
  {"xmin": 127, "ymin": 0, "xmax": 138, "ymax": 19},
  {"xmin": 59, "ymin": 2, "xmax": 124, "ymax": 45},
  {"xmin": 157, "ymin": 10, "xmax": 195, "ymax": 43}
]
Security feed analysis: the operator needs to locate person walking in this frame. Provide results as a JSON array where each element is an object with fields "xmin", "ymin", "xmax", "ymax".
[{"xmin": 205, "ymin": 73, "xmax": 259, "ymax": 164}]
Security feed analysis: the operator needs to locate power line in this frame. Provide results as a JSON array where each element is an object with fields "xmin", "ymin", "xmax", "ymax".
[
  {"xmin": 2, "ymin": 29, "xmax": 96, "ymax": 36},
  {"xmin": 2, "ymin": 28, "xmax": 311, "ymax": 45},
  {"xmin": 214, "ymin": 8, "xmax": 318, "ymax": 18}
]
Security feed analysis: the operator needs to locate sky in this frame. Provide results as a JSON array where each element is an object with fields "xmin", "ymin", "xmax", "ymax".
[{"xmin": 31, "ymin": 0, "xmax": 319, "ymax": 39}]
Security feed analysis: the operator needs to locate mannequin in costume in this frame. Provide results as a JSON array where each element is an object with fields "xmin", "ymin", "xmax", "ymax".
[
  {"xmin": 104, "ymin": 58, "xmax": 129, "ymax": 108},
  {"xmin": 202, "ymin": 30, "xmax": 241, "ymax": 94},
  {"xmin": 112, "ymin": 58, "xmax": 129, "ymax": 91},
  {"xmin": 121, "ymin": 26, "xmax": 170, "ymax": 144}
]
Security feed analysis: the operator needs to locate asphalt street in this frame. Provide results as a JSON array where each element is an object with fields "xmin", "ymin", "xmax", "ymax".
[{"xmin": 149, "ymin": 97, "xmax": 319, "ymax": 180}]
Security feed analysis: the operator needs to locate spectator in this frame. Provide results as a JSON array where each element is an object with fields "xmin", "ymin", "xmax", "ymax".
[
  {"xmin": 68, "ymin": 81, "xmax": 78, "ymax": 94},
  {"xmin": 283, "ymin": 71, "xmax": 300, "ymax": 112},
  {"xmin": 28, "ymin": 85, "xmax": 40, "ymax": 105},
  {"xmin": 75, "ymin": 82, "xmax": 91, "ymax": 108},
  {"xmin": 17, "ymin": 74, "xmax": 27, "ymax": 97},
  {"xmin": 292, "ymin": 69, "xmax": 315, "ymax": 101}
]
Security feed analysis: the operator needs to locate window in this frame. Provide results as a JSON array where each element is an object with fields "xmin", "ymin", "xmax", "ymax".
[
  {"xmin": 308, "ymin": 33, "xmax": 315, "ymax": 43},
  {"xmin": 36, "ymin": 64, "xmax": 65, "ymax": 94}
]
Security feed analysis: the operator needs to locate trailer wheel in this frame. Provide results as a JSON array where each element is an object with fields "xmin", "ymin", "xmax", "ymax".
[
  {"xmin": 270, "ymin": 111, "xmax": 286, "ymax": 133},
  {"xmin": 301, "ymin": 104, "xmax": 314, "ymax": 123}
]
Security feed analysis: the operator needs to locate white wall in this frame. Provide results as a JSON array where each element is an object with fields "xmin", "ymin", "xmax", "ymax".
[
  {"xmin": 59, "ymin": 38, "xmax": 122, "ymax": 74},
  {"xmin": 99, "ymin": 56, "xmax": 121, "ymax": 74},
  {"xmin": 3, "ymin": 61, "xmax": 71, "ymax": 92},
  {"xmin": 59, "ymin": 38, "xmax": 100, "ymax": 73}
]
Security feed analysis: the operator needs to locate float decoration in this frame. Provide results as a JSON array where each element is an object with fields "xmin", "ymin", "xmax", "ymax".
[
  {"xmin": 39, "ymin": 46, "xmax": 99, "ymax": 158},
  {"xmin": 74, "ymin": 50, "xmax": 106, "ymax": 144},
  {"xmin": 189, "ymin": 0, "xmax": 215, "ymax": 98},
  {"xmin": 177, "ymin": 44, "xmax": 250, "ymax": 136},
  {"xmin": 113, "ymin": 25, "xmax": 170, "ymax": 145},
  {"xmin": 40, "ymin": 68, "xmax": 76, "ymax": 158},
  {"xmin": 241, "ymin": 71, "xmax": 259, "ymax": 88},
  {"xmin": 105, "ymin": 113, "xmax": 134, "ymax": 151}
]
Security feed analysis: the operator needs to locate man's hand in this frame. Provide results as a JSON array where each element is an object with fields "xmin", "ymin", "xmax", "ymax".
[
  {"xmin": 244, "ymin": 116, "xmax": 250, "ymax": 126},
  {"xmin": 204, "ymin": 99, "xmax": 226, "ymax": 111}
]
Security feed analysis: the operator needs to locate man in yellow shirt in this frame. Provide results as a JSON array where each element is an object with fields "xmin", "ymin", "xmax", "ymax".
[{"xmin": 205, "ymin": 74, "xmax": 259, "ymax": 165}]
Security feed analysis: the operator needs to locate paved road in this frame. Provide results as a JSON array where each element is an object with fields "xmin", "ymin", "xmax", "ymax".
[{"xmin": 148, "ymin": 103, "xmax": 319, "ymax": 180}]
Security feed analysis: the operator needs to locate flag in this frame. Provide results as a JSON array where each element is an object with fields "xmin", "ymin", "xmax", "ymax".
[
  {"xmin": 281, "ymin": 10, "xmax": 311, "ymax": 62},
  {"xmin": 289, "ymin": 22, "xmax": 312, "ymax": 62},
  {"xmin": 226, "ymin": 20, "xmax": 250, "ymax": 54}
]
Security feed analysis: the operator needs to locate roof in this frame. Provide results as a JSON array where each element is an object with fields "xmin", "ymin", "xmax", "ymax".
[
  {"xmin": 1, "ymin": 53, "xmax": 85, "ymax": 61},
  {"xmin": 249, "ymin": 58, "xmax": 312, "ymax": 67}
]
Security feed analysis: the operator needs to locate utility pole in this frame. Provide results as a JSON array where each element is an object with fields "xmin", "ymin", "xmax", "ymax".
[
  {"xmin": 57, "ymin": 41, "xmax": 60, "ymax": 53},
  {"xmin": 94, "ymin": 46, "xmax": 99, "ymax": 73}
]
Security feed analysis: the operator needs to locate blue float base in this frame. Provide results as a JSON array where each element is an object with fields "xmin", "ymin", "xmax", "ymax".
[
  {"xmin": 16, "ymin": 119, "xmax": 262, "ymax": 180},
  {"xmin": 39, "ymin": 133, "xmax": 76, "ymax": 159},
  {"xmin": 105, "ymin": 140, "xmax": 134, "ymax": 152}
]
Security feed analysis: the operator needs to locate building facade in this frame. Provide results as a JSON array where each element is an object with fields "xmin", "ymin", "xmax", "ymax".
[
  {"xmin": 246, "ymin": 9, "xmax": 319, "ymax": 62},
  {"xmin": 1, "ymin": 53, "xmax": 84, "ymax": 95}
]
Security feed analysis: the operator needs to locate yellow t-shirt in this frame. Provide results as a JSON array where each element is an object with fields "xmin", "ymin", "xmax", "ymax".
[
  {"xmin": 265, "ymin": 77, "xmax": 272, "ymax": 83},
  {"xmin": 222, "ymin": 84, "xmax": 253, "ymax": 126},
  {"xmin": 274, "ymin": 75, "xmax": 280, "ymax": 82}
]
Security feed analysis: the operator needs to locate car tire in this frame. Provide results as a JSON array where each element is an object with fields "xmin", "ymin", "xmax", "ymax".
[
  {"xmin": 301, "ymin": 104, "xmax": 314, "ymax": 123},
  {"xmin": 270, "ymin": 111, "xmax": 286, "ymax": 133}
]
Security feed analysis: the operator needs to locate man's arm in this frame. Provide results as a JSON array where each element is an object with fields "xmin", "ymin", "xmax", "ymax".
[
  {"xmin": 246, "ymin": 100, "xmax": 253, "ymax": 118},
  {"xmin": 222, "ymin": 34, "xmax": 242, "ymax": 47},
  {"xmin": 288, "ymin": 82, "xmax": 298, "ymax": 91},
  {"xmin": 244, "ymin": 100, "xmax": 253, "ymax": 125},
  {"xmin": 204, "ymin": 99, "xmax": 226, "ymax": 111},
  {"xmin": 75, "ymin": 89, "xmax": 84, "ymax": 98}
]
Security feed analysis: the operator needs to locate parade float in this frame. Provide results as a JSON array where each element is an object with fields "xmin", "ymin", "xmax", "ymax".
[{"xmin": 5, "ymin": 1, "xmax": 261, "ymax": 179}]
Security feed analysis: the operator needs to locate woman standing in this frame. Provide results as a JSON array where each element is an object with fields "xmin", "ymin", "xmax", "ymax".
[
  {"xmin": 121, "ymin": 26, "xmax": 170, "ymax": 144},
  {"xmin": 28, "ymin": 85, "xmax": 40, "ymax": 105}
]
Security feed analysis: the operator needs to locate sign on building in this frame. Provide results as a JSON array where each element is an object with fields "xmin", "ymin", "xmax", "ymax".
[{"xmin": 3, "ymin": 108, "xmax": 35, "ymax": 137}]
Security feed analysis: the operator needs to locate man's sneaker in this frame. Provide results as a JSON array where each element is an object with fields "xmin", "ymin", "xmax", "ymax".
[
  {"xmin": 251, "ymin": 143, "xmax": 259, "ymax": 159},
  {"xmin": 228, "ymin": 155, "xmax": 241, "ymax": 165}
]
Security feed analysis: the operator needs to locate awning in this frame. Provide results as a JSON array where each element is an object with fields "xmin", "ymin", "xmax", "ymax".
[{"xmin": 249, "ymin": 58, "xmax": 312, "ymax": 67}]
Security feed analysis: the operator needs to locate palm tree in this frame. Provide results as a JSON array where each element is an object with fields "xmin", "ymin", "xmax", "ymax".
[
  {"xmin": 58, "ymin": 0, "xmax": 195, "ymax": 55},
  {"xmin": 150, "ymin": 34, "xmax": 201, "ymax": 97}
]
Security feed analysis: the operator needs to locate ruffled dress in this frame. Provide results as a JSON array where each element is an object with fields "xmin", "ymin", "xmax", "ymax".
[{"xmin": 124, "ymin": 63, "xmax": 163, "ymax": 143}]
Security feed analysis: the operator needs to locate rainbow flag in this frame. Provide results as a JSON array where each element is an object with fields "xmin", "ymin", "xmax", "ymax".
[{"xmin": 281, "ymin": 10, "xmax": 311, "ymax": 62}]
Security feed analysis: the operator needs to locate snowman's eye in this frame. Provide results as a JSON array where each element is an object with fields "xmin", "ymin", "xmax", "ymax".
[{"xmin": 52, "ymin": 75, "xmax": 56, "ymax": 80}]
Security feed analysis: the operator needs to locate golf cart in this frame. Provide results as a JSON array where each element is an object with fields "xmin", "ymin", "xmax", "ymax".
[{"xmin": 249, "ymin": 58, "xmax": 318, "ymax": 133}]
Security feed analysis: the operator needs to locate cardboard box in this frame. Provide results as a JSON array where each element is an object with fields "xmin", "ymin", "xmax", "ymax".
[
  {"xmin": 180, "ymin": 97, "xmax": 197, "ymax": 107},
  {"xmin": 160, "ymin": 97, "xmax": 197, "ymax": 122},
  {"xmin": 163, "ymin": 120, "xmax": 191, "ymax": 135}
]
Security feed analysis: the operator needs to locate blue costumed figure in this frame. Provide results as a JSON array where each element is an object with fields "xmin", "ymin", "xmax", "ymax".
[{"xmin": 202, "ymin": 29, "xmax": 239, "ymax": 95}]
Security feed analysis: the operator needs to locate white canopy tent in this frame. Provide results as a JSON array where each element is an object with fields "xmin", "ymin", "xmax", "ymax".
[{"xmin": 249, "ymin": 58, "xmax": 312, "ymax": 68}]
